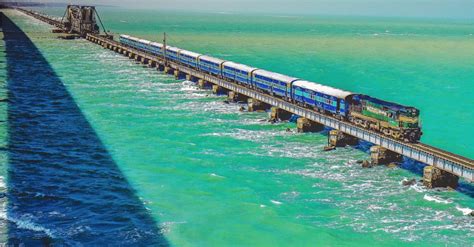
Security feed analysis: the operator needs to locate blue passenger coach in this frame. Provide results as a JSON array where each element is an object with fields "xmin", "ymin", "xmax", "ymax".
[
  {"xmin": 165, "ymin": 46, "xmax": 181, "ymax": 62},
  {"xmin": 178, "ymin": 50, "xmax": 201, "ymax": 68},
  {"xmin": 120, "ymin": 35, "xmax": 140, "ymax": 48},
  {"xmin": 292, "ymin": 80, "xmax": 353, "ymax": 117},
  {"xmin": 198, "ymin": 56, "xmax": 225, "ymax": 76},
  {"xmin": 137, "ymin": 39, "xmax": 151, "ymax": 53},
  {"xmin": 149, "ymin": 42, "xmax": 163, "ymax": 56},
  {"xmin": 252, "ymin": 70, "xmax": 299, "ymax": 99},
  {"xmin": 119, "ymin": 34, "xmax": 130, "ymax": 45},
  {"xmin": 117, "ymin": 34, "xmax": 422, "ymax": 143},
  {"xmin": 222, "ymin": 61, "xmax": 257, "ymax": 86}
]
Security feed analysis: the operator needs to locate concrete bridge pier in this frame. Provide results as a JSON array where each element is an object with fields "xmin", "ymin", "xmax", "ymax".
[
  {"xmin": 185, "ymin": 74, "xmax": 196, "ymax": 82},
  {"xmin": 174, "ymin": 70, "xmax": 185, "ymax": 79},
  {"xmin": 157, "ymin": 64, "xmax": 165, "ymax": 72},
  {"xmin": 147, "ymin": 60, "xmax": 157, "ymax": 68},
  {"xmin": 198, "ymin": 79, "xmax": 212, "ymax": 89},
  {"xmin": 269, "ymin": 106, "xmax": 292, "ymax": 122},
  {"xmin": 212, "ymin": 84, "xmax": 228, "ymax": 95},
  {"xmin": 135, "ymin": 54, "xmax": 142, "ymax": 62},
  {"xmin": 423, "ymin": 166, "xmax": 459, "ymax": 189},
  {"xmin": 227, "ymin": 91, "xmax": 248, "ymax": 103},
  {"xmin": 325, "ymin": 130, "xmax": 358, "ymax": 150},
  {"xmin": 296, "ymin": 117, "xmax": 324, "ymax": 133},
  {"xmin": 141, "ymin": 57, "xmax": 149, "ymax": 65},
  {"xmin": 247, "ymin": 98, "xmax": 270, "ymax": 112},
  {"xmin": 164, "ymin": 66, "xmax": 173, "ymax": 75},
  {"xmin": 370, "ymin": 146, "xmax": 402, "ymax": 165}
]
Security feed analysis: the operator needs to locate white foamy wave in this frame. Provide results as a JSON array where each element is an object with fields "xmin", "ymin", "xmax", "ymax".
[
  {"xmin": 409, "ymin": 183, "xmax": 426, "ymax": 193},
  {"xmin": 270, "ymin": 200, "xmax": 282, "ymax": 205},
  {"xmin": 180, "ymin": 80, "xmax": 199, "ymax": 91},
  {"xmin": 455, "ymin": 205, "xmax": 472, "ymax": 215},
  {"xmin": 0, "ymin": 176, "xmax": 5, "ymax": 189},
  {"xmin": 159, "ymin": 221, "xmax": 187, "ymax": 234},
  {"xmin": 423, "ymin": 194, "xmax": 452, "ymax": 204},
  {"xmin": 0, "ymin": 212, "xmax": 55, "ymax": 238},
  {"xmin": 202, "ymin": 128, "xmax": 285, "ymax": 142},
  {"xmin": 210, "ymin": 173, "xmax": 225, "ymax": 179},
  {"xmin": 367, "ymin": 205, "xmax": 383, "ymax": 211}
]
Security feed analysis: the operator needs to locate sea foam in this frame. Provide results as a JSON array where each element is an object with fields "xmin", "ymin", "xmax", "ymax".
[{"xmin": 423, "ymin": 194, "xmax": 452, "ymax": 204}]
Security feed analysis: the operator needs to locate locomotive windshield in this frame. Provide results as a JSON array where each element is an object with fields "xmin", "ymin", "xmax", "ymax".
[{"xmin": 399, "ymin": 109, "xmax": 420, "ymax": 128}]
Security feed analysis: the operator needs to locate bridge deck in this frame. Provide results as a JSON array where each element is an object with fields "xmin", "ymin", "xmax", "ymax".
[
  {"xmin": 17, "ymin": 8, "xmax": 64, "ymax": 29},
  {"xmin": 11, "ymin": 8, "xmax": 473, "ymax": 182},
  {"xmin": 88, "ymin": 34, "xmax": 473, "ymax": 182}
]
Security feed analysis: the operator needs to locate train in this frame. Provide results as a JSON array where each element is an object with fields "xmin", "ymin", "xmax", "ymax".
[{"xmin": 119, "ymin": 34, "xmax": 423, "ymax": 143}]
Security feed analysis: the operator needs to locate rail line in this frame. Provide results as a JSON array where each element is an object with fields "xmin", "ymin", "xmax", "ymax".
[
  {"xmin": 13, "ymin": 7, "xmax": 474, "ymax": 183},
  {"xmin": 89, "ymin": 33, "xmax": 474, "ymax": 182}
]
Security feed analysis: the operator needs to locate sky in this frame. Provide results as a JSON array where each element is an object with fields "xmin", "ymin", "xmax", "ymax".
[{"xmin": 5, "ymin": 0, "xmax": 474, "ymax": 19}]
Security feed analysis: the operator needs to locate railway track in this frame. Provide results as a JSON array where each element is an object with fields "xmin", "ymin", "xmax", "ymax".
[{"xmin": 12, "ymin": 7, "xmax": 473, "ymax": 182}]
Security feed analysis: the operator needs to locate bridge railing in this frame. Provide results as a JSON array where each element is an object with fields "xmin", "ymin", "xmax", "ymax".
[{"xmin": 88, "ymin": 33, "xmax": 474, "ymax": 182}]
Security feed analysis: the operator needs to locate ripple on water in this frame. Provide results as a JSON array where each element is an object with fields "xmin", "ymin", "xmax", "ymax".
[{"xmin": 6, "ymin": 9, "xmax": 474, "ymax": 247}]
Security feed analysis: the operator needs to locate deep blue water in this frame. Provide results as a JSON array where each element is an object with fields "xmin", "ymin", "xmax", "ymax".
[
  {"xmin": 0, "ymin": 8, "xmax": 472, "ymax": 246},
  {"xmin": 1, "ymin": 12, "xmax": 168, "ymax": 246}
]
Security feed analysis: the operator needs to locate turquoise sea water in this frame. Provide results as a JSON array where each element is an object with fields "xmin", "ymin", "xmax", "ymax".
[{"xmin": 0, "ymin": 7, "xmax": 473, "ymax": 246}]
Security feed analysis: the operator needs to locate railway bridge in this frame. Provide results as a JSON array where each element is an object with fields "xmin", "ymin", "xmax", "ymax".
[
  {"xmin": 17, "ymin": 6, "xmax": 109, "ymax": 38},
  {"xmin": 16, "ymin": 7, "xmax": 474, "ymax": 188}
]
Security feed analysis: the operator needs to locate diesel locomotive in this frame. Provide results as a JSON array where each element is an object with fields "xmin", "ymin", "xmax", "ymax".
[{"xmin": 119, "ymin": 34, "xmax": 422, "ymax": 143}]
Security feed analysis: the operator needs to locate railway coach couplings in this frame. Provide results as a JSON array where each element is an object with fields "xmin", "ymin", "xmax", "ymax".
[
  {"xmin": 119, "ymin": 33, "xmax": 423, "ymax": 144},
  {"xmin": 24, "ymin": 4, "xmax": 472, "ymax": 186},
  {"xmin": 86, "ymin": 32, "xmax": 471, "ymax": 187}
]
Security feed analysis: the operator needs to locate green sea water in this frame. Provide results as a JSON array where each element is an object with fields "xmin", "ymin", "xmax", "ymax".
[{"xmin": 2, "ymin": 8, "xmax": 474, "ymax": 246}]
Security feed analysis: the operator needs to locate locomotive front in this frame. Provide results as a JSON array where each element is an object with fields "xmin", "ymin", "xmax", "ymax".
[{"xmin": 398, "ymin": 107, "xmax": 422, "ymax": 142}]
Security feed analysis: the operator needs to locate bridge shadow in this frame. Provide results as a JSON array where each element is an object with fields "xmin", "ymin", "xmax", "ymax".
[{"xmin": 1, "ymin": 12, "xmax": 169, "ymax": 246}]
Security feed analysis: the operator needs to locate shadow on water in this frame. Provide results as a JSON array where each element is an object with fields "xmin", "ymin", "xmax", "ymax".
[{"xmin": 1, "ymin": 11, "xmax": 169, "ymax": 246}]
